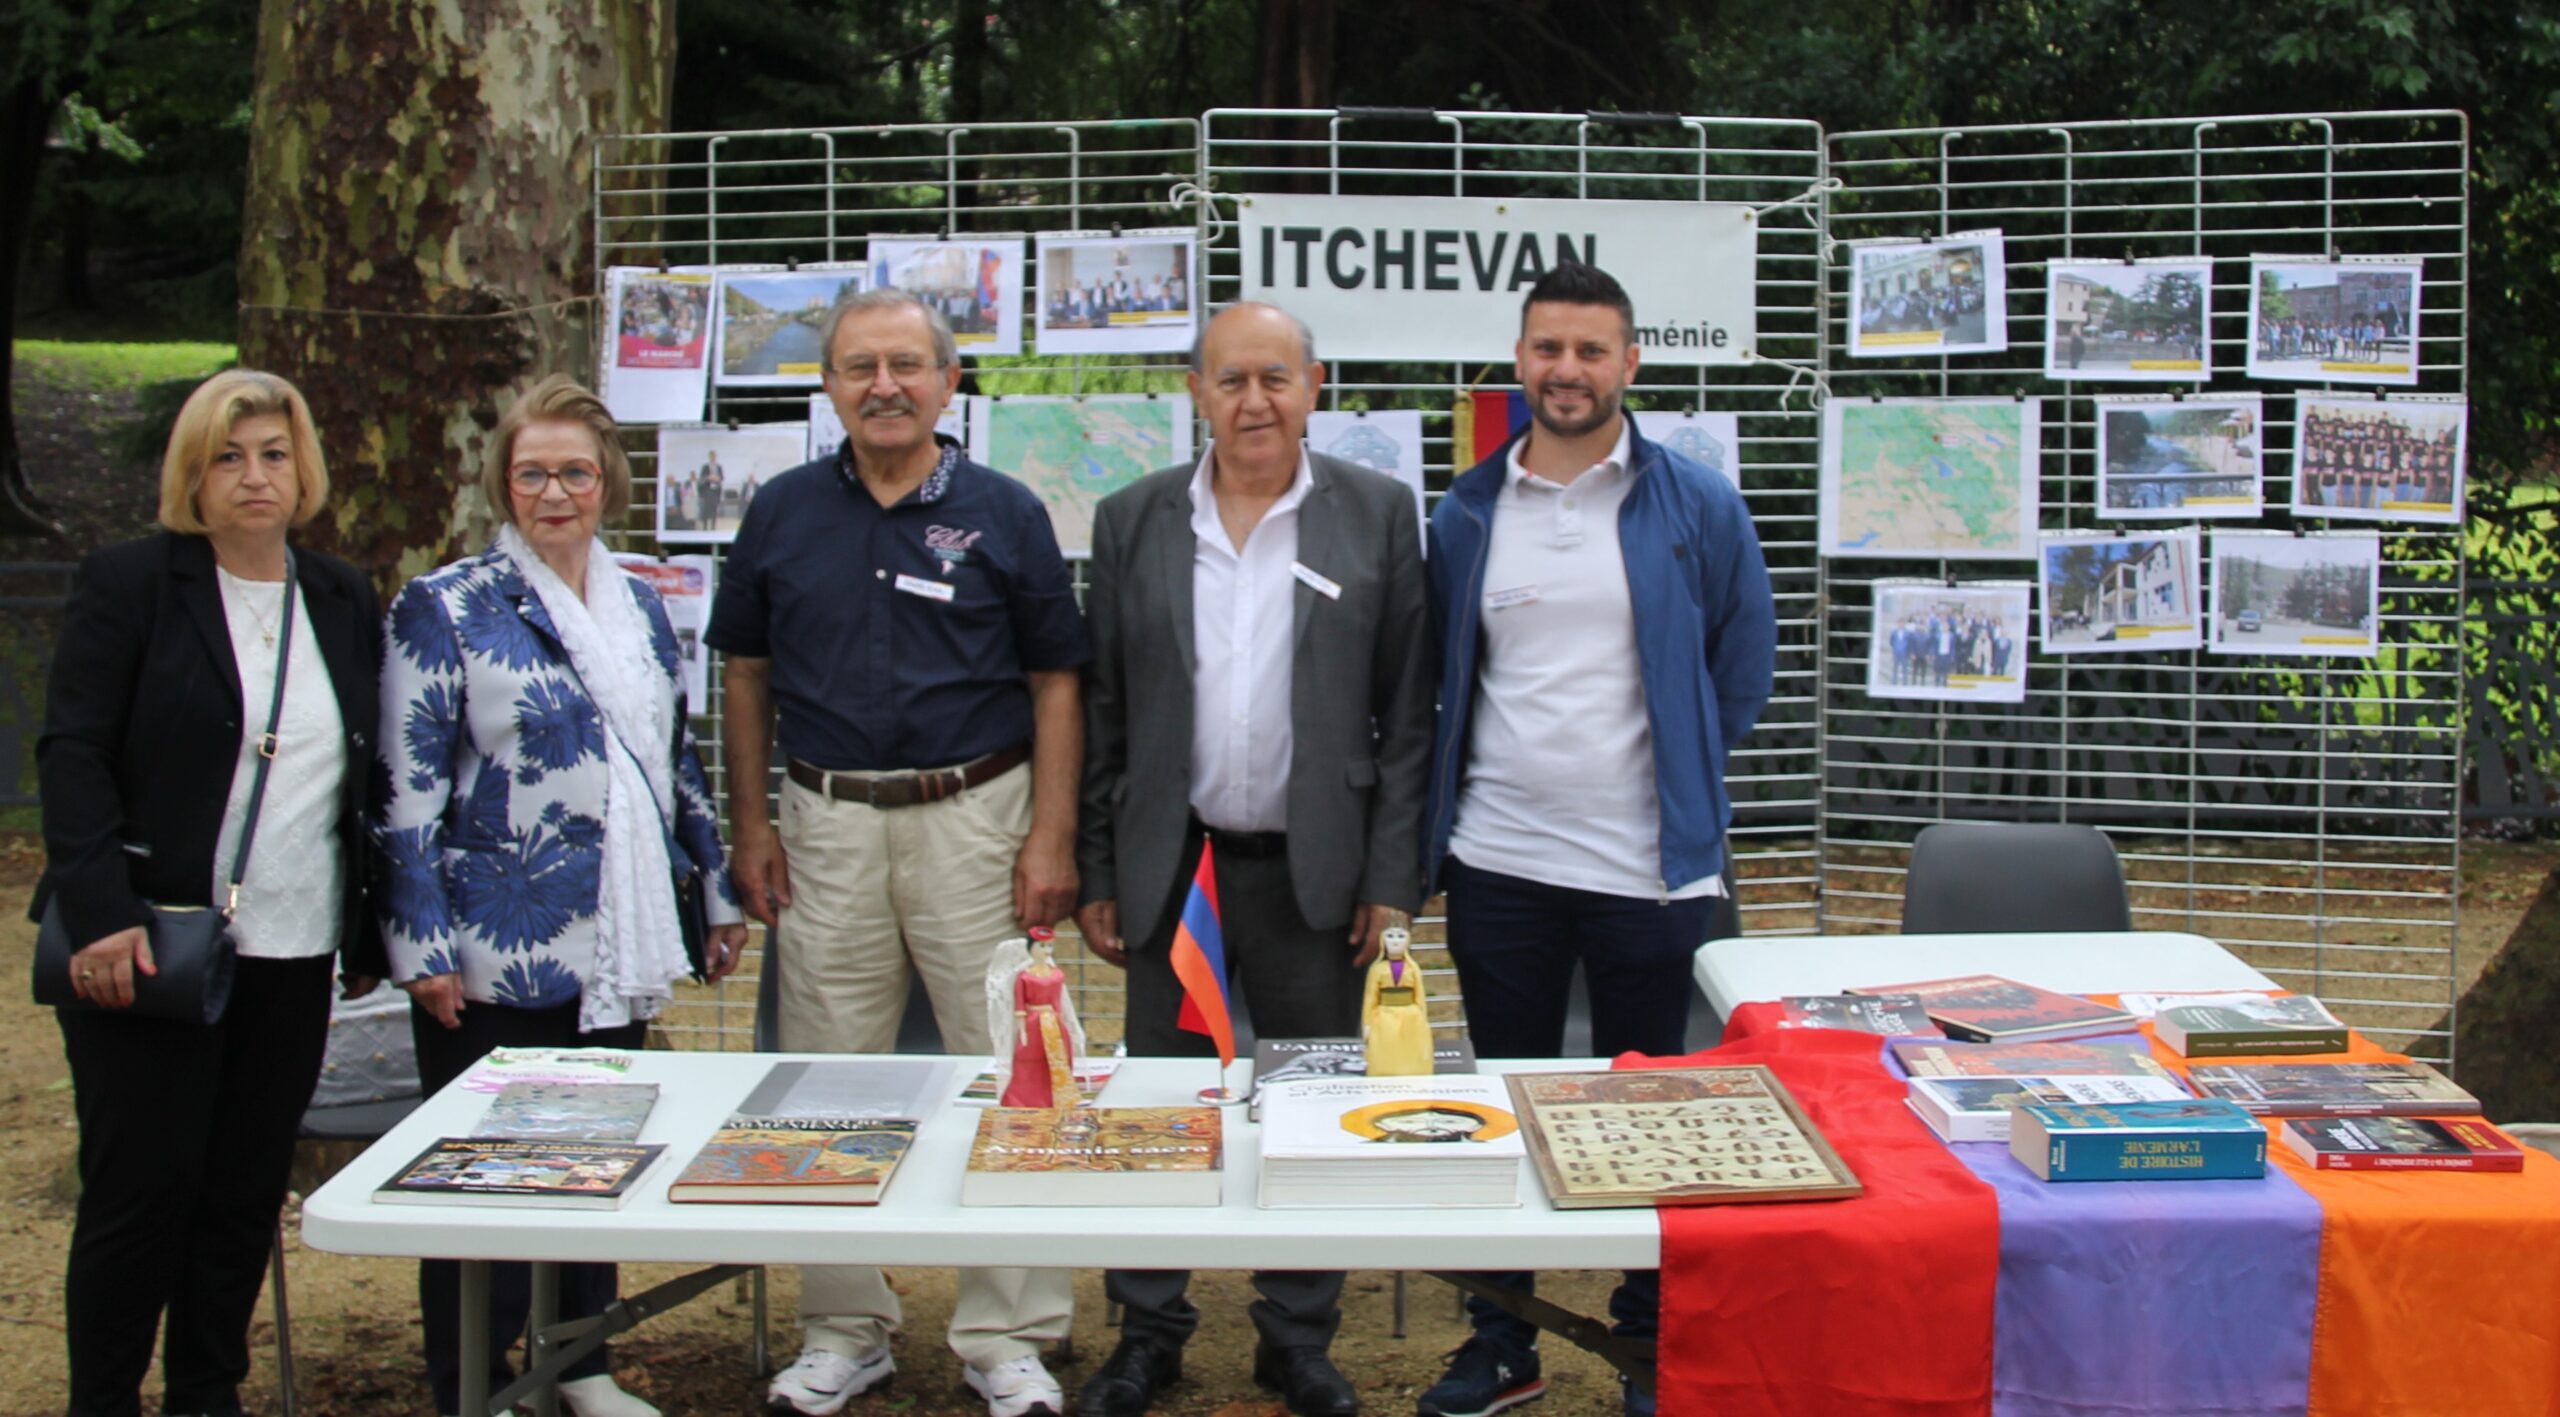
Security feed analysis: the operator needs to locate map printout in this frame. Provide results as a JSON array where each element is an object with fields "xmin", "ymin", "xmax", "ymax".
[
  {"xmin": 1821, "ymin": 397, "xmax": 2041, "ymax": 559},
  {"xmin": 971, "ymin": 394, "xmax": 1194, "ymax": 557}
]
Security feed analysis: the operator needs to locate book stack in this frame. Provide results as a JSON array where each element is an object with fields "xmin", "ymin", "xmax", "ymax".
[
  {"xmin": 669, "ymin": 1058, "xmax": 950, "ymax": 1206},
  {"xmin": 1257, "ymin": 1075, "xmax": 1525, "ymax": 1208},
  {"xmin": 1855, "ymin": 974, "xmax": 2136, "ymax": 1044},
  {"xmin": 381, "ymin": 1079, "xmax": 668, "ymax": 1210},
  {"xmin": 1891, "ymin": 1036, "xmax": 2177, "ymax": 1083},
  {"xmin": 1246, "ymin": 1036, "xmax": 1480, "ymax": 1121},
  {"xmin": 2186, "ymin": 1060, "xmax": 2479, "ymax": 1118},
  {"xmin": 960, "ymin": 1106, "xmax": 1224, "ymax": 1206},
  {"xmin": 2010, "ymin": 1098, "xmax": 2269, "ymax": 1182},
  {"xmin": 1908, "ymin": 1073, "xmax": 2192, "ymax": 1144}
]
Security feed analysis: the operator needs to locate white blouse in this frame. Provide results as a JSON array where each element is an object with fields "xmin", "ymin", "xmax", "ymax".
[{"xmin": 212, "ymin": 566, "xmax": 347, "ymax": 960}]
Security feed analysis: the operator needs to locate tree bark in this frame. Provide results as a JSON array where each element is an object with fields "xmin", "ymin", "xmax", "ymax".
[
  {"xmin": 235, "ymin": 0, "xmax": 675, "ymax": 585},
  {"xmin": 0, "ymin": 69, "xmax": 65, "ymax": 535}
]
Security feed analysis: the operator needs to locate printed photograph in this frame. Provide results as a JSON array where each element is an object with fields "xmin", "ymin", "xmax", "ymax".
[
  {"xmin": 2096, "ymin": 397, "xmax": 2262, "ymax": 519},
  {"xmin": 1630, "ymin": 408, "xmax": 1743, "ymax": 489},
  {"xmin": 870, "ymin": 237, "xmax": 1027, "ymax": 356},
  {"xmin": 712, "ymin": 264, "xmax": 868, "ymax": 386},
  {"xmin": 2208, "ymin": 530, "xmax": 2381, "ymax": 658},
  {"xmin": 655, "ymin": 424, "xmax": 805, "ymax": 544},
  {"xmin": 1820, "ymin": 396, "xmax": 2041, "ymax": 560},
  {"xmin": 1866, "ymin": 581, "xmax": 2033, "ymax": 704},
  {"xmin": 2045, "ymin": 260, "xmax": 2211, "ymax": 381},
  {"xmin": 1034, "ymin": 231, "xmax": 1197, "ymax": 356},
  {"xmin": 2039, "ymin": 530, "xmax": 2203, "ymax": 654},
  {"xmin": 2289, "ymin": 395, "xmax": 2467, "ymax": 525},
  {"xmin": 2246, "ymin": 259, "xmax": 2423, "ymax": 386},
  {"xmin": 601, "ymin": 267, "xmax": 713, "ymax": 423},
  {"xmin": 972, "ymin": 394, "xmax": 1194, "ymax": 556},
  {"xmin": 1303, "ymin": 408, "xmax": 1427, "ymax": 547},
  {"xmin": 1849, "ymin": 230, "xmax": 2010, "ymax": 357}
]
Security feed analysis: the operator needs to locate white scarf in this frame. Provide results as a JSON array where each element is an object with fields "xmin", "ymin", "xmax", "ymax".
[{"xmin": 497, "ymin": 526, "xmax": 690, "ymax": 1032}]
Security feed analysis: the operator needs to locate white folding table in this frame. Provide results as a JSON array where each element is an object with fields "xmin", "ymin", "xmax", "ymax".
[
  {"xmin": 302, "ymin": 1054, "xmax": 1659, "ymax": 1415},
  {"xmin": 1691, "ymin": 929, "xmax": 2279, "ymax": 1020}
]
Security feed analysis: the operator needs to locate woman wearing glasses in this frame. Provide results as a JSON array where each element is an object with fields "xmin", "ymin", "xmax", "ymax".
[{"xmin": 376, "ymin": 375, "xmax": 747, "ymax": 1417}]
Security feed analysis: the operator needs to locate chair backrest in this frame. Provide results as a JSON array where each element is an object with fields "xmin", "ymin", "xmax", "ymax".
[{"xmin": 1900, "ymin": 823, "xmax": 2131, "ymax": 934}]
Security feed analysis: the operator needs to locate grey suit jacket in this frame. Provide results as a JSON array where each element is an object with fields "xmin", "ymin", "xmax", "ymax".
[{"xmin": 1077, "ymin": 451, "xmax": 1433, "ymax": 950}]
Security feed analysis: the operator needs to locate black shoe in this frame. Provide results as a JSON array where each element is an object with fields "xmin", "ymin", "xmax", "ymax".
[
  {"xmin": 1416, "ymin": 1335, "xmax": 1545, "ymax": 1417},
  {"xmin": 1076, "ymin": 1334, "xmax": 1183, "ymax": 1417},
  {"xmin": 1254, "ymin": 1343, "xmax": 1359, "ymax": 1417}
]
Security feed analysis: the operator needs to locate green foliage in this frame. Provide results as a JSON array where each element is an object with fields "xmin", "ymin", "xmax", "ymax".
[{"xmin": 11, "ymin": 338, "xmax": 234, "ymax": 390}]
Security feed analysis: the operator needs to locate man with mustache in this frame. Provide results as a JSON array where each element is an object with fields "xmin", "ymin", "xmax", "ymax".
[
  {"xmin": 1072, "ymin": 302, "xmax": 1432, "ymax": 1417},
  {"xmin": 707, "ymin": 287, "xmax": 1087, "ymax": 1417},
  {"xmin": 1417, "ymin": 262, "xmax": 1776, "ymax": 1417}
]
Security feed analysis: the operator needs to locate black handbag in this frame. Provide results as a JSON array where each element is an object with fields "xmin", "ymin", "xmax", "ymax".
[{"xmin": 35, "ymin": 557, "xmax": 300, "ymax": 1024}]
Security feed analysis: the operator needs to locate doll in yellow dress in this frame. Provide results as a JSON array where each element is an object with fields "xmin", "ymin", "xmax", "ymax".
[{"xmin": 1362, "ymin": 925, "xmax": 1434, "ymax": 1076}]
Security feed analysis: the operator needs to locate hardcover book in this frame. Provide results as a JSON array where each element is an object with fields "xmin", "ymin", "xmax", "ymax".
[
  {"xmin": 2186, "ymin": 1061, "xmax": 2479, "ymax": 1117},
  {"xmin": 1258, "ymin": 1075, "xmax": 1525, "ymax": 1209},
  {"xmin": 1507, "ymin": 1066, "xmax": 1862, "ymax": 1209},
  {"xmin": 2009, "ymin": 1099, "xmax": 2267, "ymax": 1182},
  {"xmin": 473, "ymin": 1082, "xmax": 659, "ymax": 1142},
  {"xmin": 960, "ymin": 1106, "xmax": 1223, "ymax": 1207},
  {"xmin": 1854, "ymin": 974, "xmax": 2134, "ymax": 1043},
  {"xmin": 1246, "ymin": 1037, "xmax": 1480, "ymax": 1121},
  {"xmin": 2154, "ymin": 995, "xmax": 2349, "ymax": 1058},
  {"xmin": 376, "ymin": 1138, "xmax": 663, "ymax": 1210},
  {"xmin": 1773, "ymin": 994, "xmax": 1943, "ymax": 1037},
  {"xmin": 2281, "ymin": 1115, "xmax": 2527, "ymax": 1172},
  {"xmin": 1891, "ymin": 1037, "xmax": 2176, "ymax": 1083},
  {"xmin": 457, "ymin": 1046, "xmax": 640, "ymax": 1093},
  {"xmin": 1907, "ymin": 1073, "xmax": 2193, "ymax": 1144},
  {"xmin": 736, "ymin": 1058, "xmax": 949, "ymax": 1121},
  {"xmin": 669, "ymin": 1119, "xmax": 917, "ymax": 1204}
]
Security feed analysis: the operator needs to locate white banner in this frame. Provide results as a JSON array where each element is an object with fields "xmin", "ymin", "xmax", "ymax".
[{"xmin": 1236, "ymin": 193, "xmax": 1757, "ymax": 365}]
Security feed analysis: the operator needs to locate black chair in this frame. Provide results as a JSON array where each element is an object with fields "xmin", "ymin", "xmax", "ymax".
[
  {"xmin": 273, "ymin": 1095, "xmax": 424, "ymax": 1417},
  {"xmin": 1900, "ymin": 823, "xmax": 2132, "ymax": 934}
]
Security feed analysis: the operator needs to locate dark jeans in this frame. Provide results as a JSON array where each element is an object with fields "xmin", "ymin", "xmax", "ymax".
[
  {"xmin": 1441, "ymin": 855, "xmax": 1732, "ymax": 1348},
  {"xmin": 1111, "ymin": 825, "xmax": 1363, "ymax": 1352},
  {"xmin": 59, "ymin": 953, "xmax": 335, "ymax": 1417},
  {"xmin": 413, "ymin": 1001, "xmax": 646, "ymax": 1412}
]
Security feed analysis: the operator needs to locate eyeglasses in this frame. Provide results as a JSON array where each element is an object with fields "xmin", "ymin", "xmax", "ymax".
[
  {"xmin": 828, "ymin": 355, "xmax": 945, "ymax": 383},
  {"xmin": 508, "ymin": 463, "xmax": 603, "ymax": 496}
]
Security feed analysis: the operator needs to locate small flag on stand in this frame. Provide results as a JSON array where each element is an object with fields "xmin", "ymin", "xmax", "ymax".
[
  {"xmin": 1455, "ymin": 388, "xmax": 1531, "ymax": 466},
  {"xmin": 1167, "ymin": 840, "xmax": 1235, "ymax": 1067}
]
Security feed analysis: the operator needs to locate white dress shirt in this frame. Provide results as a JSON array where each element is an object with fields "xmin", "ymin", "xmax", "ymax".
[
  {"xmin": 1188, "ymin": 448, "xmax": 1313, "ymax": 833},
  {"xmin": 1449, "ymin": 424, "xmax": 1725, "ymax": 901}
]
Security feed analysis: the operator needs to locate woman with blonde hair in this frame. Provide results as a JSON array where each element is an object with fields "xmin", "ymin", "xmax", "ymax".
[
  {"xmin": 376, "ymin": 374, "xmax": 746, "ymax": 1417},
  {"xmin": 35, "ymin": 368, "xmax": 386, "ymax": 1417}
]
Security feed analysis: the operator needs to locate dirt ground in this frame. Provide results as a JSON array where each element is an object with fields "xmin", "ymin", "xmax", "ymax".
[{"xmin": 2, "ymin": 843, "xmax": 2553, "ymax": 1416}]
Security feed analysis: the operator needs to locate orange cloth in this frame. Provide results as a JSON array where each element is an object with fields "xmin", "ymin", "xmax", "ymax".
[{"xmin": 2120, "ymin": 1007, "xmax": 2560, "ymax": 1416}]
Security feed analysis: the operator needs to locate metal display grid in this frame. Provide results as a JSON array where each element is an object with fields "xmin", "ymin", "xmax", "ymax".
[
  {"xmin": 591, "ymin": 109, "xmax": 2469, "ymax": 1067},
  {"xmin": 1819, "ymin": 113, "xmax": 2469, "ymax": 1062}
]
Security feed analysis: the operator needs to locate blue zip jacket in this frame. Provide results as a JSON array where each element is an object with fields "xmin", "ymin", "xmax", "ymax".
[{"xmin": 1422, "ymin": 417, "xmax": 1777, "ymax": 897}]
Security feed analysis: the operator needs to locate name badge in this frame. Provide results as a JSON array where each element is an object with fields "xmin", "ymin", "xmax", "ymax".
[
  {"xmin": 1291, "ymin": 561, "xmax": 1343, "ymax": 600},
  {"xmin": 893, "ymin": 573, "xmax": 955, "ymax": 603},
  {"xmin": 1484, "ymin": 584, "xmax": 1541, "ymax": 612}
]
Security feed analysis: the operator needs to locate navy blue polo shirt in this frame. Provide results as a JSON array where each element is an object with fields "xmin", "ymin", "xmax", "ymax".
[{"xmin": 706, "ymin": 437, "xmax": 1089, "ymax": 771}]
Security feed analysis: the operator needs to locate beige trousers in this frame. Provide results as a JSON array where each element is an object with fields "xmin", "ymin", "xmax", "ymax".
[{"xmin": 775, "ymin": 763, "xmax": 1073, "ymax": 1367}]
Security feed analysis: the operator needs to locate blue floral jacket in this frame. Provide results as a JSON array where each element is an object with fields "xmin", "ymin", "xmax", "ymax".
[{"xmin": 374, "ymin": 545, "xmax": 741, "ymax": 1008}]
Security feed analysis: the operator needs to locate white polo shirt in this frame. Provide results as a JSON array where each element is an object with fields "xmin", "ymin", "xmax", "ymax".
[
  {"xmin": 1187, "ymin": 447, "xmax": 1312, "ymax": 833},
  {"xmin": 1449, "ymin": 425, "xmax": 1725, "ymax": 901}
]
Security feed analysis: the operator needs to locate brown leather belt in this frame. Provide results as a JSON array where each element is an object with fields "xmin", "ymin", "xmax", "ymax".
[{"xmin": 787, "ymin": 745, "xmax": 1028, "ymax": 809}]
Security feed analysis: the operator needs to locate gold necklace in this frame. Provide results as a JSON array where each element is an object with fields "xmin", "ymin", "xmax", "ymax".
[{"xmin": 230, "ymin": 574, "xmax": 284, "ymax": 647}]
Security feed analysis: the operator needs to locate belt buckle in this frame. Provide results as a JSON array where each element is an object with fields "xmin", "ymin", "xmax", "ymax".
[{"xmin": 862, "ymin": 776, "xmax": 888, "ymax": 808}]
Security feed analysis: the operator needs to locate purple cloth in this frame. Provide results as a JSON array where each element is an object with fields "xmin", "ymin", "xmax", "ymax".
[{"xmin": 1886, "ymin": 1035, "xmax": 2320, "ymax": 1415}]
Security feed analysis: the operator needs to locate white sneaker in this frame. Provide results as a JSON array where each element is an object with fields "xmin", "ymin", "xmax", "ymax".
[
  {"xmin": 559, "ymin": 1372, "xmax": 661, "ymax": 1417},
  {"xmin": 963, "ymin": 1354, "xmax": 1064, "ymax": 1417},
  {"xmin": 766, "ymin": 1345, "xmax": 896, "ymax": 1415}
]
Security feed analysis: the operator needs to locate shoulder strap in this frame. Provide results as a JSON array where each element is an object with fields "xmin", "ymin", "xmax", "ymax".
[{"xmin": 220, "ymin": 552, "xmax": 297, "ymax": 916}]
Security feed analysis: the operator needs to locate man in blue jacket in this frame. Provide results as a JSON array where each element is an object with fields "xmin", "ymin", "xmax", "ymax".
[{"xmin": 1416, "ymin": 262, "xmax": 1776, "ymax": 1417}]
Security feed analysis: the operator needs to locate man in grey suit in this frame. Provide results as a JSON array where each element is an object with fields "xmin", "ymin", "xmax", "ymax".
[{"xmin": 1073, "ymin": 302, "xmax": 1433, "ymax": 1417}]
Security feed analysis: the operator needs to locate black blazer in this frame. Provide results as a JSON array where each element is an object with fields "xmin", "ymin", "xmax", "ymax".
[{"xmin": 32, "ymin": 532, "xmax": 387, "ymax": 976}]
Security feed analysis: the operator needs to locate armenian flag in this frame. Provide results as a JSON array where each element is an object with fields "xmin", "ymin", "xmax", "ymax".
[{"xmin": 1167, "ymin": 841, "xmax": 1235, "ymax": 1066}]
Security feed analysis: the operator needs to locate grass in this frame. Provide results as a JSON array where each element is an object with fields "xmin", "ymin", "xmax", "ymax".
[{"xmin": 12, "ymin": 339, "xmax": 236, "ymax": 392}]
